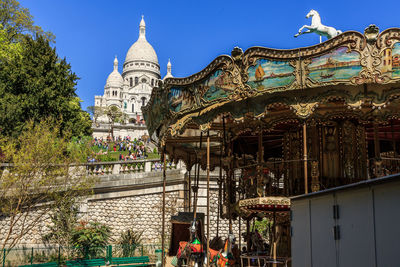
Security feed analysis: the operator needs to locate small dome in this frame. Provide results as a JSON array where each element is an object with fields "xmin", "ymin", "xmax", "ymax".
[
  {"xmin": 106, "ymin": 56, "xmax": 123, "ymax": 87},
  {"xmin": 163, "ymin": 59, "xmax": 174, "ymax": 80},
  {"xmin": 125, "ymin": 16, "xmax": 158, "ymax": 65}
]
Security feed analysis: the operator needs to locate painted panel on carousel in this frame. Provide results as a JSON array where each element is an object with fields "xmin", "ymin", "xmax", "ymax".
[
  {"xmin": 308, "ymin": 46, "xmax": 361, "ymax": 82},
  {"xmin": 381, "ymin": 42, "xmax": 400, "ymax": 79},
  {"xmin": 199, "ymin": 70, "xmax": 234, "ymax": 102},
  {"xmin": 146, "ymin": 95, "xmax": 164, "ymax": 131},
  {"xmin": 247, "ymin": 59, "xmax": 295, "ymax": 91},
  {"xmin": 168, "ymin": 87, "xmax": 195, "ymax": 113}
]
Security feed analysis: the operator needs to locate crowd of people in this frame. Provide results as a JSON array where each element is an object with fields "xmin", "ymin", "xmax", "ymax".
[{"xmin": 89, "ymin": 136, "xmax": 155, "ymax": 162}]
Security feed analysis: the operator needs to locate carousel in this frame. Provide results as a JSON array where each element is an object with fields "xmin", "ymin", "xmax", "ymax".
[{"xmin": 143, "ymin": 21, "xmax": 400, "ymax": 266}]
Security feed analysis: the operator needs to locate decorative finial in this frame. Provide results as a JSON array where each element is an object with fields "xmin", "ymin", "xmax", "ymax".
[
  {"xmin": 113, "ymin": 56, "xmax": 118, "ymax": 71},
  {"xmin": 364, "ymin": 24, "xmax": 379, "ymax": 44},
  {"xmin": 231, "ymin": 46, "xmax": 243, "ymax": 62},
  {"xmin": 139, "ymin": 15, "xmax": 146, "ymax": 38},
  {"xmin": 294, "ymin": 9, "xmax": 342, "ymax": 41}
]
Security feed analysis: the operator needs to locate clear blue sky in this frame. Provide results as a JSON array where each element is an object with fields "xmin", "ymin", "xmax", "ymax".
[{"xmin": 19, "ymin": 0, "xmax": 400, "ymax": 110}]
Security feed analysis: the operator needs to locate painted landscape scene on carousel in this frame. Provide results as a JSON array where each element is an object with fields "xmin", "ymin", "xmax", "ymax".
[
  {"xmin": 168, "ymin": 87, "xmax": 195, "ymax": 113},
  {"xmin": 247, "ymin": 59, "xmax": 295, "ymax": 90},
  {"xmin": 200, "ymin": 69, "xmax": 235, "ymax": 102},
  {"xmin": 308, "ymin": 46, "xmax": 361, "ymax": 82},
  {"xmin": 381, "ymin": 42, "xmax": 400, "ymax": 79}
]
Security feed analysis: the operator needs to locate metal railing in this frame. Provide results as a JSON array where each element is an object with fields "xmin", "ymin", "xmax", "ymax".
[{"xmin": 1, "ymin": 244, "xmax": 161, "ymax": 266}]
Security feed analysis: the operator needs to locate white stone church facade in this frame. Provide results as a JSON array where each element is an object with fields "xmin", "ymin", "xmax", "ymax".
[{"xmin": 93, "ymin": 16, "xmax": 172, "ymax": 139}]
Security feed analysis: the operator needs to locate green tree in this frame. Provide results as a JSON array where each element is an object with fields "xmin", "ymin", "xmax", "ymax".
[
  {"xmin": 0, "ymin": 0, "xmax": 55, "ymax": 42},
  {"xmin": 0, "ymin": 35, "xmax": 92, "ymax": 137},
  {"xmin": 105, "ymin": 105, "xmax": 123, "ymax": 140},
  {"xmin": 0, "ymin": 24, "xmax": 22, "ymax": 61},
  {"xmin": 87, "ymin": 105, "xmax": 104, "ymax": 124},
  {"xmin": 0, "ymin": 119, "xmax": 96, "ymax": 258},
  {"xmin": 42, "ymin": 198, "xmax": 80, "ymax": 248}
]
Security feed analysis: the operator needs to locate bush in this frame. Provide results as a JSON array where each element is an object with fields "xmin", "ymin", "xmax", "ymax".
[
  {"xmin": 118, "ymin": 229, "xmax": 143, "ymax": 257},
  {"xmin": 153, "ymin": 148, "xmax": 158, "ymax": 154},
  {"xmin": 71, "ymin": 221, "xmax": 111, "ymax": 259}
]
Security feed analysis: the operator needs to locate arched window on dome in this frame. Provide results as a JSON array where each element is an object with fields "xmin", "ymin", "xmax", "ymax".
[
  {"xmin": 151, "ymin": 79, "xmax": 154, "ymax": 86},
  {"xmin": 141, "ymin": 78, "xmax": 147, "ymax": 83},
  {"xmin": 132, "ymin": 103, "xmax": 134, "ymax": 112},
  {"xmin": 141, "ymin": 97, "xmax": 146, "ymax": 107},
  {"xmin": 135, "ymin": 77, "xmax": 138, "ymax": 85},
  {"xmin": 130, "ymin": 77, "xmax": 133, "ymax": 87}
]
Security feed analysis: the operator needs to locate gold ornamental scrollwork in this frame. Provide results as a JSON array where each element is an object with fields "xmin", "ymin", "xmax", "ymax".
[
  {"xmin": 226, "ymin": 46, "xmax": 256, "ymax": 101},
  {"xmin": 351, "ymin": 25, "xmax": 391, "ymax": 84},
  {"xmin": 238, "ymin": 196, "xmax": 291, "ymax": 207},
  {"xmin": 290, "ymin": 102, "xmax": 319, "ymax": 118}
]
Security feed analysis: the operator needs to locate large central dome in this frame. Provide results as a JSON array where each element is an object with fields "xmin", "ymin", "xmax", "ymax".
[{"xmin": 125, "ymin": 16, "xmax": 158, "ymax": 65}]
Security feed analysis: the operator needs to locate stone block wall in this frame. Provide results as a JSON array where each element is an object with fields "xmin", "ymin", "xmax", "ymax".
[
  {"xmin": 0, "ymin": 172, "xmax": 247, "ymax": 249},
  {"xmin": 86, "ymin": 190, "xmax": 185, "ymax": 244}
]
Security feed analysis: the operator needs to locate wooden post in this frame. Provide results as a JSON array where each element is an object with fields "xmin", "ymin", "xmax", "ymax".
[
  {"xmin": 206, "ymin": 131, "xmax": 210, "ymax": 267},
  {"xmin": 303, "ymin": 122, "xmax": 308, "ymax": 194},
  {"xmin": 161, "ymin": 146, "xmax": 167, "ymax": 267}
]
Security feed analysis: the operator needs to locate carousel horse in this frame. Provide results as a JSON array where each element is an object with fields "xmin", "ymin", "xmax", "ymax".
[
  {"xmin": 294, "ymin": 9, "xmax": 342, "ymax": 41},
  {"xmin": 243, "ymin": 230, "xmax": 264, "ymax": 253},
  {"xmin": 213, "ymin": 234, "xmax": 236, "ymax": 267},
  {"xmin": 175, "ymin": 220, "xmax": 204, "ymax": 267}
]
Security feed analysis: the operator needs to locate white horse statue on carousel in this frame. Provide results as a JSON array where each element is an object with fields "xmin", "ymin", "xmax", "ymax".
[{"xmin": 294, "ymin": 9, "xmax": 342, "ymax": 42}]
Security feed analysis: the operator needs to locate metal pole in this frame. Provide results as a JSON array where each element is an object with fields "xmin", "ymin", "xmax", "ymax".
[
  {"xmin": 2, "ymin": 249, "xmax": 5, "ymax": 267},
  {"xmin": 161, "ymin": 146, "xmax": 167, "ymax": 267},
  {"xmin": 193, "ymin": 132, "xmax": 203, "ymax": 220},
  {"xmin": 188, "ymin": 168, "xmax": 191, "ymax": 211},
  {"xmin": 217, "ymin": 143, "xmax": 222, "ymax": 238},
  {"xmin": 303, "ymin": 122, "xmax": 308, "ymax": 194},
  {"xmin": 206, "ymin": 131, "xmax": 210, "ymax": 267},
  {"xmin": 239, "ymin": 213, "xmax": 242, "ymax": 250}
]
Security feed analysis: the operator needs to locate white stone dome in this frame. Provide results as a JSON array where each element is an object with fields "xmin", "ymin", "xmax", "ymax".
[
  {"xmin": 125, "ymin": 16, "xmax": 158, "ymax": 65},
  {"xmin": 106, "ymin": 56, "xmax": 123, "ymax": 87}
]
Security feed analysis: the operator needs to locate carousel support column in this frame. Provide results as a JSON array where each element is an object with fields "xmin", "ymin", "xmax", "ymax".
[
  {"xmin": 303, "ymin": 122, "xmax": 309, "ymax": 194},
  {"xmin": 246, "ymin": 219, "xmax": 251, "ymax": 251},
  {"xmin": 373, "ymin": 122, "xmax": 382, "ymax": 178},
  {"xmin": 257, "ymin": 128, "xmax": 264, "ymax": 197},
  {"xmin": 206, "ymin": 131, "xmax": 210, "ymax": 267},
  {"xmin": 161, "ymin": 146, "xmax": 167, "ymax": 267},
  {"xmin": 188, "ymin": 170, "xmax": 191, "ymax": 212},
  {"xmin": 228, "ymin": 141, "xmax": 234, "ymax": 234},
  {"xmin": 391, "ymin": 122, "xmax": 397, "ymax": 172},
  {"xmin": 193, "ymin": 132, "xmax": 203, "ymax": 219},
  {"xmin": 217, "ymin": 139, "xmax": 223, "ymax": 238},
  {"xmin": 239, "ymin": 215, "xmax": 242, "ymax": 250},
  {"xmin": 272, "ymin": 211, "xmax": 277, "ymax": 267}
]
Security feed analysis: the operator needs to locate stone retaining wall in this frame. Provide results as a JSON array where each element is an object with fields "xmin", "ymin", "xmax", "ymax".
[{"xmin": 0, "ymin": 171, "xmax": 245, "ymax": 248}]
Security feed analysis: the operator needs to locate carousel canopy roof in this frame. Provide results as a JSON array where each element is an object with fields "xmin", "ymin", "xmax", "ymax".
[{"xmin": 143, "ymin": 26, "xmax": 400, "ymax": 169}]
